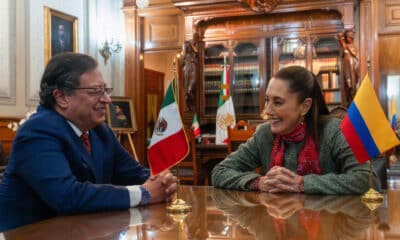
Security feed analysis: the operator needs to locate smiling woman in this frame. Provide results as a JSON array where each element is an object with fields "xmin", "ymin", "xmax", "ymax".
[{"xmin": 212, "ymin": 65, "xmax": 381, "ymax": 195}]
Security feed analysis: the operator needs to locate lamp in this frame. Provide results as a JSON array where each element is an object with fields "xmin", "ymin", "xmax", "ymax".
[{"xmin": 99, "ymin": 39, "xmax": 122, "ymax": 65}]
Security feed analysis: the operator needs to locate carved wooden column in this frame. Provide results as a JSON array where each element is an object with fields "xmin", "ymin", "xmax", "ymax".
[
  {"xmin": 123, "ymin": 1, "xmax": 146, "ymax": 163},
  {"xmin": 360, "ymin": 0, "xmax": 379, "ymax": 91}
]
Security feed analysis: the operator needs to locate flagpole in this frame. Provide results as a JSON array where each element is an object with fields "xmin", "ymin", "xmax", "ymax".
[
  {"xmin": 167, "ymin": 57, "xmax": 191, "ymax": 213},
  {"xmin": 361, "ymin": 57, "xmax": 383, "ymax": 207}
]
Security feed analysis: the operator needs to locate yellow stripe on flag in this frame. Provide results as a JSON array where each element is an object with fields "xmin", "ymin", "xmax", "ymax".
[
  {"xmin": 390, "ymin": 97, "xmax": 396, "ymax": 117},
  {"xmin": 353, "ymin": 74, "xmax": 400, "ymax": 152}
]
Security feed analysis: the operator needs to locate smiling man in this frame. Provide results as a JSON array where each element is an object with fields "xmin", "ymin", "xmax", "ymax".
[{"xmin": 0, "ymin": 53, "xmax": 177, "ymax": 231}]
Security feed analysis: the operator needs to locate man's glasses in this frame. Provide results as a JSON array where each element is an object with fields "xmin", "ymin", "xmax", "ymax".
[{"xmin": 73, "ymin": 86, "xmax": 113, "ymax": 97}]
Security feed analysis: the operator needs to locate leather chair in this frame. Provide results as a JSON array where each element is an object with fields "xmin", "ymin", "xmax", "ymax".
[
  {"xmin": 227, "ymin": 120, "xmax": 256, "ymax": 154},
  {"xmin": 172, "ymin": 127, "xmax": 199, "ymax": 185}
]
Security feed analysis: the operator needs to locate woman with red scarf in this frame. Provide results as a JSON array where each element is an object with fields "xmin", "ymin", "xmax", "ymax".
[{"xmin": 212, "ymin": 66, "xmax": 380, "ymax": 194}]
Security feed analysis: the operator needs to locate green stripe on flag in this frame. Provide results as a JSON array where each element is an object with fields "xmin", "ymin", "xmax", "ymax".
[{"xmin": 161, "ymin": 79, "xmax": 176, "ymax": 108}]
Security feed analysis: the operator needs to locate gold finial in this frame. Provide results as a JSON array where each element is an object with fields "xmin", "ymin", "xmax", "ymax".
[
  {"xmin": 361, "ymin": 159, "xmax": 383, "ymax": 209},
  {"xmin": 166, "ymin": 179, "xmax": 191, "ymax": 213}
]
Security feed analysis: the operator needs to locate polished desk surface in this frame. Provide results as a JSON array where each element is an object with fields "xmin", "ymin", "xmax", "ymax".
[{"xmin": 2, "ymin": 186, "xmax": 400, "ymax": 240}]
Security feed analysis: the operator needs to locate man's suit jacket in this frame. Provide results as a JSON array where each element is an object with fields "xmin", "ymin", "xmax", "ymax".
[{"xmin": 0, "ymin": 105, "xmax": 150, "ymax": 231}]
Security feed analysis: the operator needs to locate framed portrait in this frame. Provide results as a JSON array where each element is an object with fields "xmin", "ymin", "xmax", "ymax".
[
  {"xmin": 44, "ymin": 7, "xmax": 78, "ymax": 64},
  {"xmin": 106, "ymin": 97, "xmax": 138, "ymax": 132}
]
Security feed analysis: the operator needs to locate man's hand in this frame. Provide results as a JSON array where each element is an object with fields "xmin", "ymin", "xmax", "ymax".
[
  {"xmin": 143, "ymin": 170, "xmax": 177, "ymax": 204},
  {"xmin": 258, "ymin": 166, "xmax": 304, "ymax": 193}
]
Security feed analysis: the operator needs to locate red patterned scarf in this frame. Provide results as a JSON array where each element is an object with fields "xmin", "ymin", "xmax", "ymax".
[{"xmin": 269, "ymin": 122, "xmax": 321, "ymax": 175}]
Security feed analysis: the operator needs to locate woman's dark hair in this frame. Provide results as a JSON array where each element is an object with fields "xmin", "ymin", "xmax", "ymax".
[
  {"xmin": 39, "ymin": 53, "xmax": 98, "ymax": 109},
  {"xmin": 273, "ymin": 65, "xmax": 329, "ymax": 144}
]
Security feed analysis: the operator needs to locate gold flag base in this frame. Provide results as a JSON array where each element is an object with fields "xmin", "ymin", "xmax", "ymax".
[
  {"xmin": 166, "ymin": 198, "xmax": 191, "ymax": 213},
  {"xmin": 361, "ymin": 188, "xmax": 383, "ymax": 211}
]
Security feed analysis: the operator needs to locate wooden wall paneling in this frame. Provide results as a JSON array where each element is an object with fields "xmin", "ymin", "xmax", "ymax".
[
  {"xmin": 379, "ymin": 0, "xmax": 400, "ymax": 34},
  {"xmin": 123, "ymin": 4, "xmax": 146, "ymax": 163},
  {"xmin": 371, "ymin": 0, "xmax": 380, "ymax": 91},
  {"xmin": 124, "ymin": 1, "xmax": 185, "ymax": 162},
  {"xmin": 142, "ymin": 13, "xmax": 183, "ymax": 51},
  {"xmin": 378, "ymin": 0, "xmax": 400, "ymax": 114},
  {"xmin": 360, "ymin": 0, "xmax": 372, "ymax": 81},
  {"xmin": 378, "ymin": 36, "xmax": 400, "ymax": 115},
  {"xmin": 359, "ymin": 0, "xmax": 379, "ymax": 92}
]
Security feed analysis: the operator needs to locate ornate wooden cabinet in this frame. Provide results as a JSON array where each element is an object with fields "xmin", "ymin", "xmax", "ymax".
[
  {"xmin": 188, "ymin": 7, "xmax": 350, "ymax": 133},
  {"xmin": 202, "ymin": 40, "xmax": 262, "ymax": 119},
  {"xmin": 276, "ymin": 34, "xmax": 342, "ymax": 108}
]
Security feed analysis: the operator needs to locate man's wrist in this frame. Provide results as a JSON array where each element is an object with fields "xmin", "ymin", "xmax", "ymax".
[{"xmin": 139, "ymin": 185, "xmax": 151, "ymax": 206}]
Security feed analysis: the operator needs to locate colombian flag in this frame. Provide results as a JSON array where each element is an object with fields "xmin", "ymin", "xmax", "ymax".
[{"xmin": 340, "ymin": 74, "xmax": 400, "ymax": 163}]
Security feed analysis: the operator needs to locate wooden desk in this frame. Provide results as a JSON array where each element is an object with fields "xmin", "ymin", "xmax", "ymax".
[
  {"xmin": 195, "ymin": 144, "xmax": 228, "ymax": 184},
  {"xmin": 2, "ymin": 186, "xmax": 400, "ymax": 239},
  {"xmin": 195, "ymin": 143, "xmax": 227, "ymax": 166}
]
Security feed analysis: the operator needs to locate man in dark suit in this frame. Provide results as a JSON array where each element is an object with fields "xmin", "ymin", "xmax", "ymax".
[{"xmin": 0, "ymin": 53, "xmax": 177, "ymax": 231}]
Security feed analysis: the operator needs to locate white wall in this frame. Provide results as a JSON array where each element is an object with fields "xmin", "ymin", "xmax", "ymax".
[
  {"xmin": 26, "ymin": 0, "xmax": 87, "ymax": 105},
  {"xmin": 0, "ymin": 0, "xmax": 125, "ymax": 117},
  {"xmin": 87, "ymin": 0, "xmax": 125, "ymax": 96}
]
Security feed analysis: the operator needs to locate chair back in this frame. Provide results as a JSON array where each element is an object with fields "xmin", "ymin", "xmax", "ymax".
[
  {"xmin": 174, "ymin": 126, "xmax": 198, "ymax": 185},
  {"xmin": 227, "ymin": 120, "xmax": 256, "ymax": 154}
]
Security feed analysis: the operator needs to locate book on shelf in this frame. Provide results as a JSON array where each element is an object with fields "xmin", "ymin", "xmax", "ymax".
[
  {"xmin": 324, "ymin": 91, "xmax": 341, "ymax": 103},
  {"xmin": 321, "ymin": 73, "xmax": 330, "ymax": 89},
  {"xmin": 331, "ymin": 73, "xmax": 339, "ymax": 88},
  {"xmin": 312, "ymin": 58, "xmax": 338, "ymax": 75}
]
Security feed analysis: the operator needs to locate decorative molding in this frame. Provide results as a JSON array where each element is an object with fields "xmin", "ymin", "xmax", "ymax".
[
  {"xmin": 0, "ymin": 0, "xmax": 16, "ymax": 105},
  {"xmin": 25, "ymin": 0, "xmax": 38, "ymax": 106},
  {"xmin": 143, "ymin": 14, "xmax": 183, "ymax": 51},
  {"xmin": 379, "ymin": 0, "xmax": 400, "ymax": 34},
  {"xmin": 241, "ymin": 0, "xmax": 281, "ymax": 13}
]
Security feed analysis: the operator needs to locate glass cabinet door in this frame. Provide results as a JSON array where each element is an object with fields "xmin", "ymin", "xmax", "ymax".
[
  {"xmin": 203, "ymin": 43, "xmax": 227, "ymax": 116},
  {"xmin": 202, "ymin": 40, "xmax": 261, "ymax": 119},
  {"xmin": 278, "ymin": 38, "xmax": 307, "ymax": 69},
  {"xmin": 312, "ymin": 35, "xmax": 341, "ymax": 108},
  {"xmin": 232, "ymin": 41, "xmax": 260, "ymax": 116}
]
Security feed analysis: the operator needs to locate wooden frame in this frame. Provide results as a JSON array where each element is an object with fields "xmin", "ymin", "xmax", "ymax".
[
  {"xmin": 44, "ymin": 7, "xmax": 78, "ymax": 64},
  {"xmin": 106, "ymin": 97, "xmax": 138, "ymax": 132}
]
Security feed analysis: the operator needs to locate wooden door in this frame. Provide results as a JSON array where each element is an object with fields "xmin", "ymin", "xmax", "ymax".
[{"xmin": 144, "ymin": 68, "xmax": 164, "ymax": 156}]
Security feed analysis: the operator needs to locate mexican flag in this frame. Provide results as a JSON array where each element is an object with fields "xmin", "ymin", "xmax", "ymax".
[
  {"xmin": 215, "ymin": 60, "xmax": 236, "ymax": 144},
  {"xmin": 192, "ymin": 113, "xmax": 200, "ymax": 138},
  {"xmin": 148, "ymin": 80, "xmax": 189, "ymax": 176}
]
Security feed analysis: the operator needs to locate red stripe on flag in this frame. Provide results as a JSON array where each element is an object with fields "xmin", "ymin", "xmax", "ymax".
[
  {"xmin": 340, "ymin": 116, "xmax": 370, "ymax": 163},
  {"xmin": 193, "ymin": 128, "xmax": 200, "ymax": 137},
  {"xmin": 148, "ymin": 129, "xmax": 189, "ymax": 176}
]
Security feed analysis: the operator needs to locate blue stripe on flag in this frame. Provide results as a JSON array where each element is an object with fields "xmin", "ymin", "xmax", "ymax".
[
  {"xmin": 347, "ymin": 103, "xmax": 380, "ymax": 158},
  {"xmin": 391, "ymin": 114, "xmax": 397, "ymax": 129}
]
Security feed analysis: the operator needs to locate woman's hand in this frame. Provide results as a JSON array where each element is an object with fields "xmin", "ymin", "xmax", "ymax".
[
  {"xmin": 259, "ymin": 193, "xmax": 305, "ymax": 219},
  {"xmin": 258, "ymin": 166, "xmax": 304, "ymax": 193}
]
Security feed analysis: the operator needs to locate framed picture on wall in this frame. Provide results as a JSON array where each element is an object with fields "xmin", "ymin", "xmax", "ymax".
[
  {"xmin": 106, "ymin": 97, "xmax": 138, "ymax": 132},
  {"xmin": 44, "ymin": 7, "xmax": 78, "ymax": 64}
]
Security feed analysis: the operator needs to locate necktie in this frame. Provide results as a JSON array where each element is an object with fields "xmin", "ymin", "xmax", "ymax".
[{"xmin": 80, "ymin": 132, "xmax": 91, "ymax": 155}]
